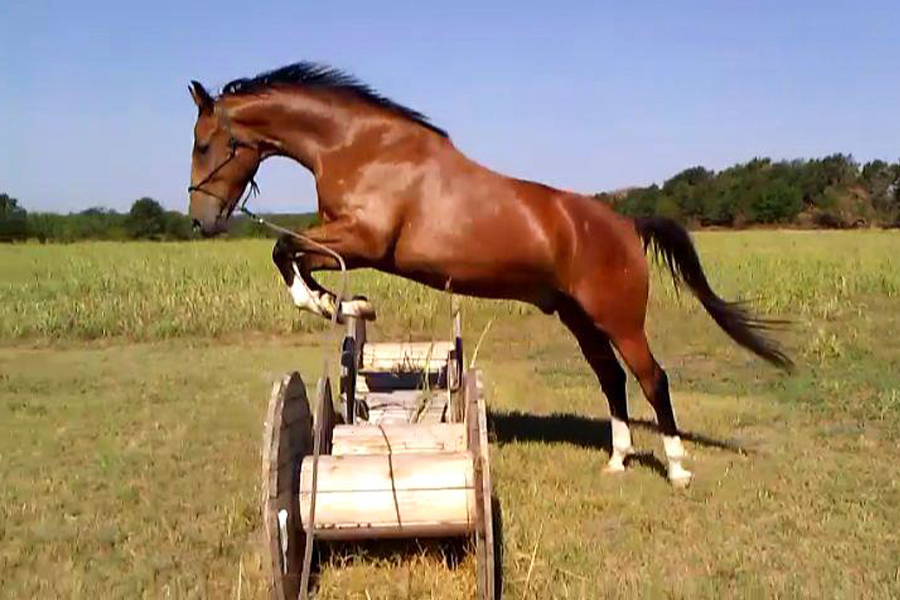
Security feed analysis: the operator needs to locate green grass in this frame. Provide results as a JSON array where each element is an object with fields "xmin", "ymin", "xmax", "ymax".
[
  {"xmin": 1, "ymin": 231, "xmax": 899, "ymax": 598},
  {"xmin": 0, "ymin": 240, "xmax": 526, "ymax": 341},
  {"xmin": 2, "ymin": 231, "xmax": 898, "ymax": 342}
]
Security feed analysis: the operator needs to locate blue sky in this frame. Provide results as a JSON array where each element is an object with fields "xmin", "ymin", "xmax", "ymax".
[{"xmin": 1, "ymin": 1, "xmax": 898, "ymax": 213}]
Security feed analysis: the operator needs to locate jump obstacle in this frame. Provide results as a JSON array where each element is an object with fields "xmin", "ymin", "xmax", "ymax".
[{"xmin": 260, "ymin": 309, "xmax": 498, "ymax": 599}]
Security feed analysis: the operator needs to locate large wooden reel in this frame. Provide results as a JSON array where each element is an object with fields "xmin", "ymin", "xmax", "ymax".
[
  {"xmin": 260, "ymin": 327, "xmax": 497, "ymax": 599},
  {"xmin": 260, "ymin": 372, "xmax": 311, "ymax": 600}
]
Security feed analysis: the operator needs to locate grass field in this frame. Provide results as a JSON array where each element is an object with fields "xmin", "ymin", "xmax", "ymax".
[{"xmin": 2, "ymin": 231, "xmax": 900, "ymax": 598}]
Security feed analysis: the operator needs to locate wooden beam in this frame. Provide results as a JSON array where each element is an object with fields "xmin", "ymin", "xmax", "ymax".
[
  {"xmin": 467, "ymin": 370, "xmax": 496, "ymax": 600},
  {"xmin": 362, "ymin": 341, "xmax": 455, "ymax": 372},
  {"xmin": 299, "ymin": 451, "xmax": 476, "ymax": 540},
  {"xmin": 331, "ymin": 423, "xmax": 466, "ymax": 456}
]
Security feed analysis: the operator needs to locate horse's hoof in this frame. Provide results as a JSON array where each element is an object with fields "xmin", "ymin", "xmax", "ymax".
[
  {"xmin": 668, "ymin": 468, "xmax": 693, "ymax": 489},
  {"xmin": 603, "ymin": 448, "xmax": 631, "ymax": 474},
  {"xmin": 603, "ymin": 462, "xmax": 627, "ymax": 475}
]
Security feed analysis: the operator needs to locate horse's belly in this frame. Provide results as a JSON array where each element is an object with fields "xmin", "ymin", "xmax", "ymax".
[
  {"xmin": 391, "ymin": 234, "xmax": 557, "ymax": 309},
  {"xmin": 389, "ymin": 185, "xmax": 563, "ymax": 304}
]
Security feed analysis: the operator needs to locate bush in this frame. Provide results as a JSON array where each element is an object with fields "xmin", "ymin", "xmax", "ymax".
[
  {"xmin": 126, "ymin": 197, "xmax": 167, "ymax": 240},
  {"xmin": 0, "ymin": 193, "xmax": 28, "ymax": 242},
  {"xmin": 600, "ymin": 155, "xmax": 898, "ymax": 228},
  {"xmin": 163, "ymin": 211, "xmax": 194, "ymax": 240}
]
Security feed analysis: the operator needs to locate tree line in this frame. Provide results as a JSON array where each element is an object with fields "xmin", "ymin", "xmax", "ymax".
[
  {"xmin": 3, "ymin": 153, "xmax": 899, "ymax": 242},
  {"xmin": 0, "ymin": 195, "xmax": 317, "ymax": 243},
  {"xmin": 596, "ymin": 154, "xmax": 900, "ymax": 228}
]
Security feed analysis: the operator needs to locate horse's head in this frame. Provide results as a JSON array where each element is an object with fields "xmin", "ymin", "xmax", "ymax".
[{"xmin": 187, "ymin": 81, "xmax": 261, "ymax": 237}]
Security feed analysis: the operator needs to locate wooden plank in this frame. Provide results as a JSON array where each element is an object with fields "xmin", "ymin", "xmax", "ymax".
[
  {"xmin": 299, "ymin": 451, "xmax": 476, "ymax": 540},
  {"xmin": 364, "ymin": 389, "xmax": 427, "ymax": 409},
  {"xmin": 475, "ymin": 370, "xmax": 496, "ymax": 600},
  {"xmin": 362, "ymin": 412, "xmax": 448, "ymax": 427},
  {"xmin": 319, "ymin": 382, "xmax": 337, "ymax": 454},
  {"xmin": 360, "ymin": 388, "xmax": 449, "ymax": 426},
  {"xmin": 301, "ymin": 488, "xmax": 476, "ymax": 540},
  {"xmin": 466, "ymin": 373, "xmax": 478, "ymax": 453},
  {"xmin": 362, "ymin": 341, "xmax": 455, "ymax": 372},
  {"xmin": 299, "ymin": 451, "xmax": 473, "ymax": 493},
  {"xmin": 366, "ymin": 408, "xmax": 413, "ymax": 424},
  {"xmin": 365, "ymin": 395, "xmax": 419, "ymax": 425},
  {"xmin": 416, "ymin": 408, "xmax": 448, "ymax": 425},
  {"xmin": 356, "ymin": 375, "xmax": 369, "ymax": 395},
  {"xmin": 467, "ymin": 370, "xmax": 496, "ymax": 600},
  {"xmin": 331, "ymin": 423, "xmax": 466, "ymax": 456},
  {"xmin": 414, "ymin": 389, "xmax": 446, "ymax": 425}
]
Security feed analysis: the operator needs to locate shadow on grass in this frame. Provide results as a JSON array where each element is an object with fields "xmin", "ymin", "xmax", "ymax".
[{"xmin": 488, "ymin": 410, "xmax": 750, "ymax": 460}]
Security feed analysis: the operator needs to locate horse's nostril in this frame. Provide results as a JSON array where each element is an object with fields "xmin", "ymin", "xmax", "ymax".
[{"xmin": 191, "ymin": 219, "xmax": 202, "ymax": 231}]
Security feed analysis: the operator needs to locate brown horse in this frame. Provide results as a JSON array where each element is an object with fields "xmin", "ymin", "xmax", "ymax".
[{"xmin": 188, "ymin": 62, "xmax": 791, "ymax": 486}]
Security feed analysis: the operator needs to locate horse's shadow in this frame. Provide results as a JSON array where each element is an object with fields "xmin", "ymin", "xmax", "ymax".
[{"xmin": 487, "ymin": 410, "xmax": 749, "ymax": 479}]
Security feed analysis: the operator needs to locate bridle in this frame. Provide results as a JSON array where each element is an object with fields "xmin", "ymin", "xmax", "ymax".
[
  {"xmin": 187, "ymin": 96, "xmax": 260, "ymax": 215},
  {"xmin": 187, "ymin": 136, "xmax": 260, "ymax": 216},
  {"xmin": 186, "ymin": 122, "xmax": 346, "ymax": 274}
]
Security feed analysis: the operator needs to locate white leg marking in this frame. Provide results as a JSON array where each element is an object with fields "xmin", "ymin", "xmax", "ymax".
[
  {"xmin": 289, "ymin": 263, "xmax": 324, "ymax": 315},
  {"xmin": 288, "ymin": 264, "xmax": 376, "ymax": 320},
  {"xmin": 604, "ymin": 417, "xmax": 633, "ymax": 473},
  {"xmin": 664, "ymin": 434, "xmax": 693, "ymax": 487}
]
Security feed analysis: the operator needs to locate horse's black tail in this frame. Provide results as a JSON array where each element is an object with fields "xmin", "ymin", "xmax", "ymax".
[{"xmin": 634, "ymin": 216, "xmax": 793, "ymax": 371}]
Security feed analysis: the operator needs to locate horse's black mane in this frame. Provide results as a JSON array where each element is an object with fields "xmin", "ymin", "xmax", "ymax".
[{"xmin": 220, "ymin": 61, "xmax": 447, "ymax": 138}]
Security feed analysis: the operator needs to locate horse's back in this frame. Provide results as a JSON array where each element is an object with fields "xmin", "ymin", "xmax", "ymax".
[{"xmin": 390, "ymin": 144, "xmax": 646, "ymax": 308}]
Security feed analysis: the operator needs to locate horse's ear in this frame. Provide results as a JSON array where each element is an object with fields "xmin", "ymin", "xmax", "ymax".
[{"xmin": 189, "ymin": 80, "xmax": 214, "ymax": 115}]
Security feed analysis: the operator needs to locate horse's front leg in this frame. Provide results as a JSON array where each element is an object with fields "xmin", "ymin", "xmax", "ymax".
[
  {"xmin": 271, "ymin": 223, "xmax": 378, "ymax": 322},
  {"xmin": 293, "ymin": 252, "xmax": 376, "ymax": 321}
]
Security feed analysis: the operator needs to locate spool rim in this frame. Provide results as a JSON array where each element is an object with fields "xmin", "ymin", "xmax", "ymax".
[{"xmin": 261, "ymin": 372, "xmax": 312, "ymax": 600}]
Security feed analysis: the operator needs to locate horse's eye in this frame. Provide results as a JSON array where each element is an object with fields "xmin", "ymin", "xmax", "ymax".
[{"xmin": 196, "ymin": 144, "xmax": 209, "ymax": 155}]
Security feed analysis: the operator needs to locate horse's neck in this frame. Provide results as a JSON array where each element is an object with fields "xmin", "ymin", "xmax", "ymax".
[
  {"xmin": 270, "ymin": 99, "xmax": 339, "ymax": 176},
  {"xmin": 226, "ymin": 91, "xmax": 340, "ymax": 176},
  {"xmin": 284, "ymin": 106, "xmax": 420, "ymax": 175},
  {"xmin": 239, "ymin": 90, "xmax": 434, "ymax": 206}
]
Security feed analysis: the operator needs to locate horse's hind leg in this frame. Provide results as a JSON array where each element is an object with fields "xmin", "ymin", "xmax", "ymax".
[
  {"xmin": 557, "ymin": 299, "xmax": 633, "ymax": 473},
  {"xmin": 610, "ymin": 329, "xmax": 692, "ymax": 487}
]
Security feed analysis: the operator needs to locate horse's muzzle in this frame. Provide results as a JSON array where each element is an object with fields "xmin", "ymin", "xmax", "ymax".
[
  {"xmin": 188, "ymin": 192, "xmax": 228, "ymax": 237},
  {"xmin": 193, "ymin": 216, "xmax": 228, "ymax": 238}
]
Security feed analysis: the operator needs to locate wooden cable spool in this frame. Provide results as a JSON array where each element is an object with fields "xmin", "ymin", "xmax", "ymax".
[
  {"xmin": 260, "ymin": 372, "xmax": 311, "ymax": 600},
  {"xmin": 261, "ymin": 313, "xmax": 497, "ymax": 600}
]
